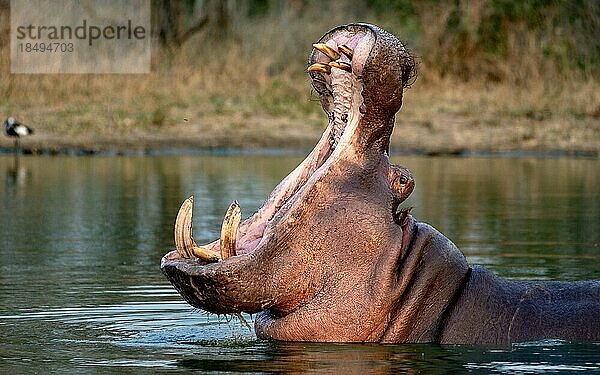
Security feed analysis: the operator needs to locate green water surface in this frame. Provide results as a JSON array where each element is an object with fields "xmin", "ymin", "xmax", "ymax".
[{"xmin": 1, "ymin": 155, "xmax": 598, "ymax": 373}]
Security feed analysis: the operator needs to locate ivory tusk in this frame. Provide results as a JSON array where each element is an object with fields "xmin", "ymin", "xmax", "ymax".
[
  {"xmin": 174, "ymin": 196, "xmax": 197, "ymax": 258},
  {"xmin": 338, "ymin": 44, "xmax": 353, "ymax": 59},
  {"xmin": 308, "ymin": 62, "xmax": 331, "ymax": 74},
  {"xmin": 328, "ymin": 61, "xmax": 352, "ymax": 72},
  {"xmin": 174, "ymin": 196, "xmax": 220, "ymax": 262},
  {"xmin": 312, "ymin": 43, "xmax": 340, "ymax": 60},
  {"xmin": 220, "ymin": 200, "xmax": 241, "ymax": 260}
]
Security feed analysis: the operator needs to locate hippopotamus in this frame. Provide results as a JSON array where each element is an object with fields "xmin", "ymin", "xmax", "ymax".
[{"xmin": 161, "ymin": 23, "xmax": 600, "ymax": 346}]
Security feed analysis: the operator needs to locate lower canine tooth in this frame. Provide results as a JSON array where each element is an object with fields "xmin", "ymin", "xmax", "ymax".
[
  {"xmin": 308, "ymin": 62, "xmax": 331, "ymax": 73},
  {"xmin": 220, "ymin": 200, "xmax": 241, "ymax": 260},
  {"xmin": 313, "ymin": 43, "xmax": 341, "ymax": 60},
  {"xmin": 174, "ymin": 196, "xmax": 198, "ymax": 258},
  {"xmin": 174, "ymin": 196, "xmax": 220, "ymax": 262},
  {"xmin": 329, "ymin": 61, "xmax": 352, "ymax": 72}
]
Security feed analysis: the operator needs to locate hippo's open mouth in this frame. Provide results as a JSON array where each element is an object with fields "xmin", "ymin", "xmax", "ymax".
[
  {"xmin": 164, "ymin": 23, "xmax": 415, "ymax": 260},
  {"xmin": 161, "ymin": 23, "xmax": 418, "ymax": 340},
  {"xmin": 166, "ymin": 26, "xmax": 380, "ymax": 262}
]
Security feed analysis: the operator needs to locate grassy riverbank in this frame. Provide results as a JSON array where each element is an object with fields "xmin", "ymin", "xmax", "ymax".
[
  {"xmin": 1, "ymin": 1, "xmax": 598, "ymax": 155},
  {"xmin": 2, "ymin": 78, "xmax": 597, "ymax": 156}
]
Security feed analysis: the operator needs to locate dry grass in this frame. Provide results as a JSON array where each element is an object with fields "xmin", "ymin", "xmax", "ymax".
[
  {"xmin": 0, "ymin": 2, "xmax": 598, "ymax": 154},
  {"xmin": 393, "ymin": 78, "xmax": 599, "ymax": 154}
]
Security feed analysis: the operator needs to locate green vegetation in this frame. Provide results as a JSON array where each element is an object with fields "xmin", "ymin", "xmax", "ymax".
[{"xmin": 0, "ymin": 1, "xmax": 598, "ymax": 154}]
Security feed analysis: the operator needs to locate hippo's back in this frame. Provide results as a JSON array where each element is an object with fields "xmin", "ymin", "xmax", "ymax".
[{"xmin": 439, "ymin": 266, "xmax": 600, "ymax": 346}]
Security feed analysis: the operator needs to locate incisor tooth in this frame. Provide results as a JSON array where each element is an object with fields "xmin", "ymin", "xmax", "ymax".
[
  {"xmin": 174, "ymin": 196, "xmax": 220, "ymax": 262},
  {"xmin": 329, "ymin": 61, "xmax": 352, "ymax": 72},
  {"xmin": 338, "ymin": 44, "xmax": 353, "ymax": 59},
  {"xmin": 192, "ymin": 246, "xmax": 220, "ymax": 262},
  {"xmin": 220, "ymin": 200, "xmax": 241, "ymax": 260},
  {"xmin": 312, "ymin": 43, "xmax": 340, "ymax": 60},
  {"xmin": 308, "ymin": 62, "xmax": 331, "ymax": 73}
]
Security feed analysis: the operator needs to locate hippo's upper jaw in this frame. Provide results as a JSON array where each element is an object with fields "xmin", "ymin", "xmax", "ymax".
[{"xmin": 161, "ymin": 23, "xmax": 454, "ymax": 342}]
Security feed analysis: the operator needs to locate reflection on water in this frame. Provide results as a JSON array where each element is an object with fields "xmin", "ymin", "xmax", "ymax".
[
  {"xmin": 5, "ymin": 155, "xmax": 30, "ymax": 192},
  {"xmin": 0, "ymin": 155, "xmax": 598, "ymax": 372},
  {"xmin": 398, "ymin": 156, "xmax": 600, "ymax": 280}
]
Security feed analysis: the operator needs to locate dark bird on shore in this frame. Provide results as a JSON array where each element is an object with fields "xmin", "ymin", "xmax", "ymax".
[
  {"xmin": 4, "ymin": 117, "xmax": 33, "ymax": 152},
  {"xmin": 4, "ymin": 117, "xmax": 33, "ymax": 138}
]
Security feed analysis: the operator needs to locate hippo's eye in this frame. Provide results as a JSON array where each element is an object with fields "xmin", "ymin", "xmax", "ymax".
[{"xmin": 399, "ymin": 176, "xmax": 408, "ymax": 185}]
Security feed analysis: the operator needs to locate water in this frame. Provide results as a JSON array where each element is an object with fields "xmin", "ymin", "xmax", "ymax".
[{"xmin": 1, "ymin": 154, "xmax": 598, "ymax": 373}]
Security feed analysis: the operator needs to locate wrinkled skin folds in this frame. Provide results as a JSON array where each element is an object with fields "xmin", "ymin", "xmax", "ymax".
[{"xmin": 161, "ymin": 23, "xmax": 600, "ymax": 346}]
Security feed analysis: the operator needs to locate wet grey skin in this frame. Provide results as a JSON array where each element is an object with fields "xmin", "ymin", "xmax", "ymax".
[{"xmin": 161, "ymin": 23, "xmax": 600, "ymax": 346}]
